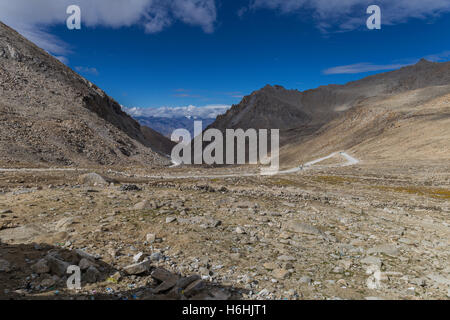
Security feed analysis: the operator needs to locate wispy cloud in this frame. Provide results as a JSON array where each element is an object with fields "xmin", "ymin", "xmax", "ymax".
[
  {"xmin": 324, "ymin": 50, "xmax": 450, "ymax": 75},
  {"xmin": 55, "ymin": 55, "xmax": 69, "ymax": 65},
  {"xmin": 75, "ymin": 66, "xmax": 99, "ymax": 76},
  {"xmin": 241, "ymin": 0, "xmax": 450, "ymax": 32},
  {"xmin": 425, "ymin": 50, "xmax": 450, "ymax": 62},
  {"xmin": 174, "ymin": 88, "xmax": 191, "ymax": 93},
  {"xmin": 173, "ymin": 93, "xmax": 204, "ymax": 98},
  {"xmin": 0, "ymin": 0, "xmax": 217, "ymax": 58},
  {"xmin": 323, "ymin": 62, "xmax": 410, "ymax": 75}
]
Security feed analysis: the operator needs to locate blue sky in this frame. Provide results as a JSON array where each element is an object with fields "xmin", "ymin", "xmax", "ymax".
[{"xmin": 1, "ymin": 0, "xmax": 450, "ymax": 110}]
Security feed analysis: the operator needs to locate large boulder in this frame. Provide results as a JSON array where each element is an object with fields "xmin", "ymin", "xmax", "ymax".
[{"xmin": 78, "ymin": 173, "xmax": 108, "ymax": 186}]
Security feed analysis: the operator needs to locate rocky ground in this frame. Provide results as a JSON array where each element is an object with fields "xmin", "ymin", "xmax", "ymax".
[{"xmin": 0, "ymin": 161, "xmax": 449, "ymax": 300}]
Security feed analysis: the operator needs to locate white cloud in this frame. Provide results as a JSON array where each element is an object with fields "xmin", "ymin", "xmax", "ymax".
[
  {"xmin": 425, "ymin": 50, "xmax": 450, "ymax": 62},
  {"xmin": 172, "ymin": 0, "xmax": 216, "ymax": 34},
  {"xmin": 324, "ymin": 50, "xmax": 450, "ymax": 75},
  {"xmin": 0, "ymin": 0, "xmax": 217, "ymax": 56},
  {"xmin": 243, "ymin": 0, "xmax": 450, "ymax": 32},
  {"xmin": 323, "ymin": 62, "xmax": 410, "ymax": 74},
  {"xmin": 123, "ymin": 104, "xmax": 230, "ymax": 119},
  {"xmin": 7, "ymin": 22, "xmax": 72, "ymax": 56},
  {"xmin": 55, "ymin": 56, "xmax": 69, "ymax": 65}
]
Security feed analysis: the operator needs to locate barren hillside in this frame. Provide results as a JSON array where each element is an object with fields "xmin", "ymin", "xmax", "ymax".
[
  {"xmin": 281, "ymin": 87, "xmax": 450, "ymax": 166},
  {"xmin": 0, "ymin": 22, "xmax": 173, "ymax": 168},
  {"xmin": 209, "ymin": 59, "xmax": 450, "ymax": 167}
]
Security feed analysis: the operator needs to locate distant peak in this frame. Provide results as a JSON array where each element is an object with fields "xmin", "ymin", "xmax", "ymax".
[
  {"xmin": 416, "ymin": 58, "xmax": 434, "ymax": 66},
  {"xmin": 261, "ymin": 84, "xmax": 285, "ymax": 91}
]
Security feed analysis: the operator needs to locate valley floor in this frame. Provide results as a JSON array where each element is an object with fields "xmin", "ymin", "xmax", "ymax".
[{"xmin": 0, "ymin": 160, "xmax": 449, "ymax": 300}]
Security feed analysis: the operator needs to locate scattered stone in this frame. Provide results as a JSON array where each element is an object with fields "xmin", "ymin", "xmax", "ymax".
[
  {"xmin": 75, "ymin": 249, "xmax": 98, "ymax": 261},
  {"xmin": 0, "ymin": 259, "xmax": 11, "ymax": 272},
  {"xmin": 46, "ymin": 256, "xmax": 70, "ymax": 277},
  {"xmin": 123, "ymin": 260, "xmax": 151, "ymax": 275},
  {"xmin": 230, "ymin": 253, "xmax": 241, "ymax": 260},
  {"xmin": 360, "ymin": 256, "xmax": 382, "ymax": 268},
  {"xmin": 235, "ymin": 201, "xmax": 255, "ymax": 209},
  {"xmin": 176, "ymin": 275, "xmax": 201, "ymax": 289},
  {"xmin": 299, "ymin": 276, "xmax": 312, "ymax": 285},
  {"xmin": 110, "ymin": 271, "xmax": 122, "ymax": 282},
  {"xmin": 279, "ymin": 231, "xmax": 291, "ymax": 239},
  {"xmin": 150, "ymin": 252, "xmax": 162, "ymax": 262},
  {"xmin": 84, "ymin": 266, "xmax": 100, "ymax": 283},
  {"xmin": 366, "ymin": 268, "xmax": 388, "ymax": 290},
  {"xmin": 284, "ymin": 221, "xmax": 323, "ymax": 236},
  {"xmin": 32, "ymin": 259, "xmax": 50, "ymax": 274},
  {"xmin": 208, "ymin": 288, "xmax": 232, "ymax": 300},
  {"xmin": 183, "ymin": 279, "xmax": 205, "ymax": 297},
  {"xmin": 151, "ymin": 268, "xmax": 180, "ymax": 293},
  {"xmin": 258, "ymin": 289, "xmax": 270, "ymax": 296},
  {"xmin": 40, "ymin": 277, "xmax": 57, "ymax": 288},
  {"xmin": 199, "ymin": 267, "xmax": 210, "ymax": 277},
  {"xmin": 410, "ymin": 278, "xmax": 427, "ymax": 287},
  {"xmin": 151, "ymin": 268, "xmax": 174, "ymax": 282},
  {"xmin": 108, "ymin": 248, "xmax": 118, "ymax": 259},
  {"xmin": 398, "ymin": 238, "xmax": 416, "ymax": 245},
  {"xmin": 134, "ymin": 200, "xmax": 156, "ymax": 210},
  {"xmin": 332, "ymin": 266, "xmax": 344, "ymax": 274},
  {"xmin": 235, "ymin": 227, "xmax": 246, "ymax": 234},
  {"xmin": 146, "ymin": 233, "xmax": 156, "ymax": 243},
  {"xmin": 78, "ymin": 173, "xmax": 108, "ymax": 186},
  {"xmin": 337, "ymin": 279, "xmax": 348, "ymax": 287},
  {"xmin": 119, "ymin": 184, "xmax": 141, "ymax": 192},
  {"xmin": 166, "ymin": 217, "xmax": 177, "ymax": 224},
  {"xmin": 177, "ymin": 216, "xmax": 221, "ymax": 229},
  {"xmin": 273, "ymin": 268, "xmax": 291, "ymax": 280},
  {"xmin": 133, "ymin": 252, "xmax": 145, "ymax": 263},
  {"xmin": 78, "ymin": 258, "xmax": 96, "ymax": 271},
  {"xmin": 0, "ymin": 224, "xmax": 45, "ymax": 243},
  {"xmin": 55, "ymin": 217, "xmax": 78, "ymax": 232},
  {"xmin": 426, "ymin": 273, "xmax": 450, "ymax": 286},
  {"xmin": 338, "ymin": 260, "xmax": 353, "ymax": 270},
  {"xmin": 263, "ymin": 262, "xmax": 278, "ymax": 270},
  {"xmin": 367, "ymin": 244, "xmax": 400, "ymax": 257},
  {"xmin": 154, "ymin": 278, "xmax": 178, "ymax": 294},
  {"xmin": 277, "ymin": 255, "xmax": 296, "ymax": 262}
]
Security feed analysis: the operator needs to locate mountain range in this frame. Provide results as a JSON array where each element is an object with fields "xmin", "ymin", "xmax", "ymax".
[
  {"xmin": 208, "ymin": 59, "xmax": 450, "ymax": 166},
  {"xmin": 124, "ymin": 105, "xmax": 229, "ymax": 139},
  {"xmin": 1, "ymin": 21, "xmax": 449, "ymax": 169}
]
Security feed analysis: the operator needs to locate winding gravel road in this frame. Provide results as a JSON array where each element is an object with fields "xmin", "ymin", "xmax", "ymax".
[{"xmin": 0, "ymin": 152, "xmax": 360, "ymax": 179}]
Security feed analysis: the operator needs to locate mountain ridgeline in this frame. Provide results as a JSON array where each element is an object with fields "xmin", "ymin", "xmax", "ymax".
[
  {"xmin": 1, "ymin": 20, "xmax": 449, "ymax": 169},
  {"xmin": 208, "ymin": 59, "xmax": 450, "ymax": 166},
  {"xmin": 0, "ymin": 22, "xmax": 174, "ymax": 167}
]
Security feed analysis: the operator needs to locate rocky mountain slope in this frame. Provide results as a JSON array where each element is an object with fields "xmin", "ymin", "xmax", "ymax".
[
  {"xmin": 208, "ymin": 59, "xmax": 450, "ymax": 166},
  {"xmin": 0, "ymin": 22, "xmax": 173, "ymax": 167}
]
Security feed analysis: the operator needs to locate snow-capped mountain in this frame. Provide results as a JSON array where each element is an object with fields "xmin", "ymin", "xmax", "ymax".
[{"xmin": 123, "ymin": 105, "xmax": 230, "ymax": 139}]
